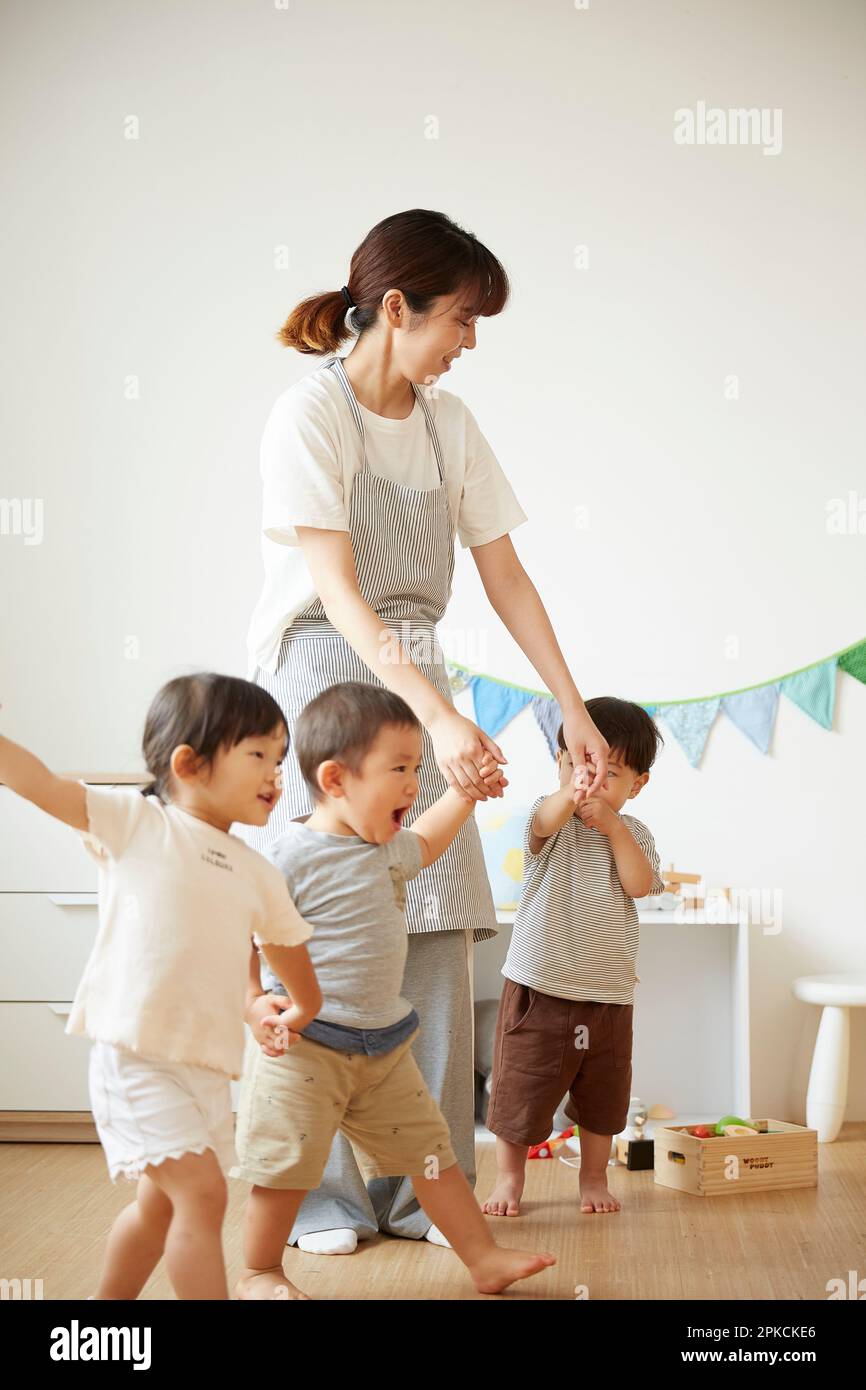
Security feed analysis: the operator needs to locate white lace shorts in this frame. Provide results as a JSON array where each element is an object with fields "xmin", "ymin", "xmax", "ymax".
[{"xmin": 88, "ymin": 1041, "xmax": 238, "ymax": 1183}]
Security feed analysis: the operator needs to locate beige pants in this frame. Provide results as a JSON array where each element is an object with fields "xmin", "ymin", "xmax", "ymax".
[{"xmin": 230, "ymin": 1026, "xmax": 457, "ymax": 1191}]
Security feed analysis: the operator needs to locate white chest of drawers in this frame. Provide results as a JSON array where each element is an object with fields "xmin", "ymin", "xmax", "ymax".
[
  {"xmin": 0, "ymin": 776, "xmax": 252, "ymax": 1140},
  {"xmin": 0, "ymin": 781, "xmax": 105, "ymax": 1136}
]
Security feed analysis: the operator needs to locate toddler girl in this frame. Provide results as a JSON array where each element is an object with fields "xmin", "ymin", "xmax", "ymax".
[{"xmin": 0, "ymin": 672, "xmax": 321, "ymax": 1300}]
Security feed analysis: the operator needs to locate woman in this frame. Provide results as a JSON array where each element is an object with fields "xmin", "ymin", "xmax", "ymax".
[{"xmin": 240, "ymin": 208, "xmax": 609, "ymax": 1253}]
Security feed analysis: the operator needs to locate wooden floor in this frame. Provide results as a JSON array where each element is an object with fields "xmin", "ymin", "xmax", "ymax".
[{"xmin": 1, "ymin": 1125, "xmax": 863, "ymax": 1300}]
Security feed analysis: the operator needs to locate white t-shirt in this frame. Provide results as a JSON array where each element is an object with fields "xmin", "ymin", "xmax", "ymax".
[
  {"xmin": 65, "ymin": 784, "xmax": 314, "ymax": 1079},
  {"xmin": 246, "ymin": 362, "xmax": 529, "ymax": 675}
]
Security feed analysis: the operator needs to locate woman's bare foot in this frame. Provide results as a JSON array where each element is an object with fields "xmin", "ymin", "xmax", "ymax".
[
  {"xmin": 480, "ymin": 1174, "xmax": 524, "ymax": 1217},
  {"xmin": 235, "ymin": 1265, "xmax": 311, "ymax": 1300},
  {"xmin": 579, "ymin": 1174, "xmax": 621, "ymax": 1213},
  {"xmin": 469, "ymin": 1247, "xmax": 556, "ymax": 1294}
]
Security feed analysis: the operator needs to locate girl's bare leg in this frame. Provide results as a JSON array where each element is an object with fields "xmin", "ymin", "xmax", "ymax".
[
  {"xmin": 92, "ymin": 1173, "xmax": 174, "ymax": 1300},
  {"xmin": 141, "ymin": 1149, "xmax": 230, "ymax": 1299},
  {"xmin": 411, "ymin": 1162, "xmax": 556, "ymax": 1294},
  {"xmin": 236, "ymin": 1186, "xmax": 310, "ymax": 1300}
]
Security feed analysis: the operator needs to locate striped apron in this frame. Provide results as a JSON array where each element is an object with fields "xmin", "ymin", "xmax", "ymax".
[
  {"xmin": 239, "ymin": 354, "xmax": 495, "ymax": 1236},
  {"xmin": 242, "ymin": 354, "xmax": 498, "ymax": 945}
]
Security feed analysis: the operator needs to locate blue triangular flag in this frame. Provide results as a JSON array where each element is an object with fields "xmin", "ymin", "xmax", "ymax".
[
  {"xmin": 470, "ymin": 676, "xmax": 533, "ymax": 740},
  {"xmin": 531, "ymin": 694, "xmax": 564, "ymax": 758},
  {"xmin": 721, "ymin": 684, "xmax": 780, "ymax": 754},
  {"xmin": 780, "ymin": 659, "xmax": 837, "ymax": 730},
  {"xmin": 656, "ymin": 698, "xmax": 720, "ymax": 767}
]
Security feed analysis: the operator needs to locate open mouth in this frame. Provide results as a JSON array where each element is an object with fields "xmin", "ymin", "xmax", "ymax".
[
  {"xmin": 258, "ymin": 793, "xmax": 275, "ymax": 807},
  {"xmin": 392, "ymin": 806, "xmax": 409, "ymax": 827}
]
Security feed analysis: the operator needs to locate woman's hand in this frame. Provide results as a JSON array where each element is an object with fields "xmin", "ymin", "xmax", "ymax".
[
  {"xmin": 427, "ymin": 708, "xmax": 508, "ymax": 804},
  {"xmin": 561, "ymin": 707, "xmax": 609, "ymax": 798}
]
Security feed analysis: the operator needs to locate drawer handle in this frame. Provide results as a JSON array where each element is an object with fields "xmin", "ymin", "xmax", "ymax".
[
  {"xmin": 47, "ymin": 1003, "xmax": 73, "ymax": 1017},
  {"xmin": 48, "ymin": 894, "xmax": 98, "ymax": 907}
]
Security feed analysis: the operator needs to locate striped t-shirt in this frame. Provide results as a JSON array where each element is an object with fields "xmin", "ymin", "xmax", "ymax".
[{"xmin": 502, "ymin": 795, "xmax": 665, "ymax": 1005}]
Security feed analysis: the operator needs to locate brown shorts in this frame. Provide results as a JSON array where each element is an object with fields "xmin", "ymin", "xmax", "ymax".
[{"xmin": 486, "ymin": 979, "xmax": 633, "ymax": 1145}]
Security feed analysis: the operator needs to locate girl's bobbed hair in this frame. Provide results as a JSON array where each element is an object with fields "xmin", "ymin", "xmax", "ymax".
[
  {"xmin": 276, "ymin": 207, "xmax": 510, "ymax": 356},
  {"xmin": 140, "ymin": 672, "xmax": 288, "ymax": 802}
]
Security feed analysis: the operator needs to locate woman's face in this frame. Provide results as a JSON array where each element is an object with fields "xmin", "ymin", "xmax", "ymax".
[{"xmin": 402, "ymin": 290, "xmax": 479, "ymax": 386}]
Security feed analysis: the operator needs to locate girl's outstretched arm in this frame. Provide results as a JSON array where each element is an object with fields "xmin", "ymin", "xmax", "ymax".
[{"xmin": 0, "ymin": 730, "xmax": 88, "ymax": 831}]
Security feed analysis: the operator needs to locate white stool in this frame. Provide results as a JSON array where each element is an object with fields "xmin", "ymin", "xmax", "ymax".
[{"xmin": 792, "ymin": 973, "xmax": 866, "ymax": 1142}]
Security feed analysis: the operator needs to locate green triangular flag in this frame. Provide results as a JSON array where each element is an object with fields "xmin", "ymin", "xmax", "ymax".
[
  {"xmin": 780, "ymin": 659, "xmax": 837, "ymax": 730},
  {"xmin": 839, "ymin": 641, "xmax": 866, "ymax": 686}
]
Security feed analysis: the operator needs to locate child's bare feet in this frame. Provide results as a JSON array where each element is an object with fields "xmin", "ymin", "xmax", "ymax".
[
  {"xmin": 579, "ymin": 1174, "xmax": 621, "ymax": 1213},
  {"xmin": 235, "ymin": 1266, "xmax": 311, "ymax": 1300},
  {"xmin": 480, "ymin": 1174, "xmax": 524, "ymax": 1217},
  {"xmin": 469, "ymin": 1247, "xmax": 556, "ymax": 1294}
]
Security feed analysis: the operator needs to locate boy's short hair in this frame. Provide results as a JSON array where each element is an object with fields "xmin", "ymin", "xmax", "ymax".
[
  {"xmin": 295, "ymin": 681, "xmax": 422, "ymax": 803},
  {"xmin": 556, "ymin": 696, "xmax": 663, "ymax": 776}
]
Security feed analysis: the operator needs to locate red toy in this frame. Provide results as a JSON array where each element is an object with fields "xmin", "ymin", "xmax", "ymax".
[{"xmin": 528, "ymin": 1125, "xmax": 579, "ymax": 1159}]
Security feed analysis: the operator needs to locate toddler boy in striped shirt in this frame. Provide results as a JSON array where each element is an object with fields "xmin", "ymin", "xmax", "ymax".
[{"xmin": 481, "ymin": 697, "xmax": 666, "ymax": 1218}]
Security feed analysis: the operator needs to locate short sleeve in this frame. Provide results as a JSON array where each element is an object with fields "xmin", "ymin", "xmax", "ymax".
[
  {"xmin": 253, "ymin": 860, "xmax": 314, "ymax": 948},
  {"xmin": 456, "ymin": 401, "xmax": 528, "ymax": 549},
  {"xmin": 388, "ymin": 829, "xmax": 425, "ymax": 882},
  {"xmin": 78, "ymin": 783, "xmax": 150, "ymax": 863},
  {"xmin": 260, "ymin": 388, "xmax": 349, "ymax": 547},
  {"xmin": 523, "ymin": 795, "xmax": 561, "ymax": 863},
  {"xmin": 623, "ymin": 816, "xmax": 665, "ymax": 894}
]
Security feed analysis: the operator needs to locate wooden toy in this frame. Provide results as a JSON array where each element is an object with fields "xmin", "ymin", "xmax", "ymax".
[{"xmin": 654, "ymin": 1118, "xmax": 817, "ymax": 1196}]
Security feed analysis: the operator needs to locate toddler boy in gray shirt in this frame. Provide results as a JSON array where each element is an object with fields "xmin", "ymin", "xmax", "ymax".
[
  {"xmin": 482, "ymin": 697, "xmax": 665, "ymax": 1221},
  {"xmin": 231, "ymin": 680, "xmax": 555, "ymax": 1300}
]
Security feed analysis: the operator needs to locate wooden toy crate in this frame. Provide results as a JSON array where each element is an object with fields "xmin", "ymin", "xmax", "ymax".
[{"xmin": 653, "ymin": 1119, "xmax": 817, "ymax": 1197}]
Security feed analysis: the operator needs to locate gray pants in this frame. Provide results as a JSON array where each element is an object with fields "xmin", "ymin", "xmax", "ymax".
[{"xmin": 288, "ymin": 928, "xmax": 476, "ymax": 1243}]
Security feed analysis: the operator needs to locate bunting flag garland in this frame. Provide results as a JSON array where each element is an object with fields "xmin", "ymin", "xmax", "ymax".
[
  {"xmin": 469, "ymin": 678, "xmax": 533, "ymax": 740},
  {"xmin": 839, "ymin": 643, "xmax": 866, "ymax": 685},
  {"xmin": 721, "ymin": 684, "xmax": 780, "ymax": 754},
  {"xmin": 779, "ymin": 660, "xmax": 837, "ymax": 730},
  {"xmin": 530, "ymin": 694, "xmax": 564, "ymax": 758},
  {"xmin": 657, "ymin": 698, "xmax": 722, "ymax": 767},
  {"xmin": 444, "ymin": 636, "xmax": 866, "ymax": 770}
]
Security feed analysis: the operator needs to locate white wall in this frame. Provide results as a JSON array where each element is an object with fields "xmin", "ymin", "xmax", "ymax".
[{"xmin": 3, "ymin": 0, "xmax": 864, "ymax": 1119}]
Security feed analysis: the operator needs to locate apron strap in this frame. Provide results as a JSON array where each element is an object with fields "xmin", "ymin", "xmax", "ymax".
[{"xmin": 325, "ymin": 355, "xmax": 445, "ymax": 483}]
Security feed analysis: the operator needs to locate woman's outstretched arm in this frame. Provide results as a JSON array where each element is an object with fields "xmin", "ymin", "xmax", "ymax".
[{"xmin": 470, "ymin": 534, "xmax": 609, "ymax": 796}]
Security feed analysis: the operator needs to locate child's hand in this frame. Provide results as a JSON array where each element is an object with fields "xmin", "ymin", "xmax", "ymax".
[
  {"xmin": 558, "ymin": 751, "xmax": 591, "ymax": 805},
  {"xmin": 477, "ymin": 754, "xmax": 509, "ymax": 797},
  {"xmin": 575, "ymin": 796, "xmax": 619, "ymax": 837},
  {"xmin": 260, "ymin": 1010, "xmax": 303, "ymax": 1055},
  {"xmin": 571, "ymin": 761, "xmax": 594, "ymax": 807},
  {"xmin": 246, "ymin": 994, "xmax": 301, "ymax": 1056}
]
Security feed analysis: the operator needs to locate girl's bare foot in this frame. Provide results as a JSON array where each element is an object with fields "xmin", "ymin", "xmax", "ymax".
[
  {"xmin": 480, "ymin": 1174, "xmax": 524, "ymax": 1217},
  {"xmin": 235, "ymin": 1265, "xmax": 311, "ymax": 1300},
  {"xmin": 579, "ymin": 1174, "xmax": 621, "ymax": 1213},
  {"xmin": 469, "ymin": 1247, "xmax": 556, "ymax": 1294}
]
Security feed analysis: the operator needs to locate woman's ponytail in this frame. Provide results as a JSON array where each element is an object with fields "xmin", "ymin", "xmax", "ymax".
[{"xmin": 276, "ymin": 288, "xmax": 356, "ymax": 355}]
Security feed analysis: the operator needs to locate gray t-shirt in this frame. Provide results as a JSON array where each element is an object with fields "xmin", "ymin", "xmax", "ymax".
[
  {"xmin": 260, "ymin": 819, "xmax": 425, "ymax": 1029},
  {"xmin": 503, "ymin": 795, "xmax": 665, "ymax": 1005}
]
